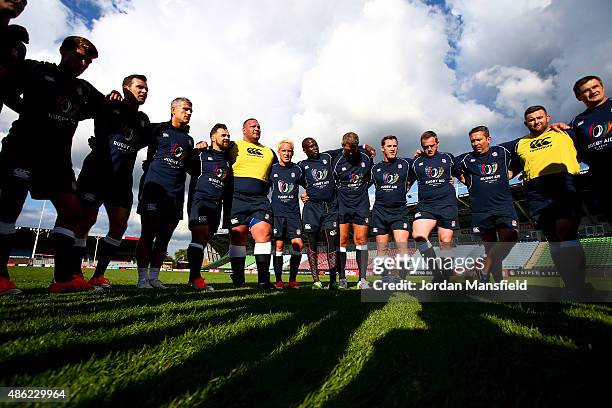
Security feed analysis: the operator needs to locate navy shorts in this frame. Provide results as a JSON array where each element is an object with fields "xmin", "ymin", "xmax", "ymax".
[
  {"xmin": 302, "ymin": 200, "xmax": 338, "ymax": 234},
  {"xmin": 526, "ymin": 174, "xmax": 581, "ymax": 231},
  {"xmin": 229, "ymin": 192, "xmax": 273, "ymax": 227},
  {"xmin": 78, "ymin": 157, "xmax": 133, "ymax": 210},
  {"xmin": 471, "ymin": 210, "xmax": 518, "ymax": 234},
  {"xmin": 371, "ymin": 205, "xmax": 411, "ymax": 235},
  {"xmin": 274, "ymin": 215, "xmax": 303, "ymax": 239},
  {"xmin": 29, "ymin": 163, "xmax": 77, "ymax": 200},
  {"xmin": 338, "ymin": 199, "xmax": 370, "ymax": 226},
  {"xmin": 137, "ymin": 182, "xmax": 184, "ymax": 220},
  {"xmin": 413, "ymin": 203, "xmax": 459, "ymax": 230},
  {"xmin": 188, "ymin": 200, "xmax": 221, "ymax": 231}
]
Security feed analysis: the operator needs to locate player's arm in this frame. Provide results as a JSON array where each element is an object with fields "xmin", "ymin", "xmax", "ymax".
[
  {"xmin": 221, "ymin": 166, "xmax": 234, "ymax": 229},
  {"xmin": 454, "ymin": 153, "xmax": 468, "ymax": 185}
]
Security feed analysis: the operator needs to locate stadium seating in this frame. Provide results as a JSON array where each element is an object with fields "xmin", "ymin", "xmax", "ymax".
[{"xmin": 502, "ymin": 241, "xmax": 539, "ymax": 269}]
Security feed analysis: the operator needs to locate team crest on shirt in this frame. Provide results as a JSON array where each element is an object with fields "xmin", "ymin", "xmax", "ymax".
[
  {"xmin": 322, "ymin": 159, "xmax": 327, "ymax": 164},
  {"xmin": 425, "ymin": 167, "xmax": 444, "ymax": 178},
  {"xmin": 291, "ymin": 172, "xmax": 295, "ymax": 178},
  {"xmin": 492, "ymin": 152, "xmax": 498, "ymax": 157},
  {"xmin": 383, "ymin": 172, "xmax": 400, "ymax": 184},
  {"xmin": 361, "ymin": 162, "xmax": 365, "ymax": 167},
  {"xmin": 207, "ymin": 156, "xmax": 212, "ymax": 161},
  {"xmin": 264, "ymin": 214, "xmax": 270, "ymax": 219},
  {"xmin": 342, "ymin": 167, "xmax": 346, "ymax": 171},
  {"xmin": 480, "ymin": 163, "xmax": 498, "ymax": 176},
  {"xmin": 403, "ymin": 223, "xmax": 408, "ymax": 228},
  {"xmin": 44, "ymin": 75, "xmax": 55, "ymax": 82},
  {"xmin": 473, "ymin": 227, "xmax": 480, "ymax": 233},
  {"xmin": 172, "ymin": 144, "xmax": 184, "ymax": 158},
  {"xmin": 124, "ymin": 128, "xmax": 135, "ymax": 142},
  {"xmin": 589, "ymin": 121, "xmax": 612, "ymax": 139},
  {"xmin": 304, "ymin": 224, "xmax": 311, "ymax": 230},
  {"xmin": 372, "ymin": 228, "xmax": 378, "ymax": 233},
  {"xmin": 470, "ymin": 159, "xmax": 476, "ymax": 162},
  {"xmin": 57, "ymin": 96, "xmax": 73, "ymax": 114},
  {"xmin": 512, "ymin": 220, "xmax": 518, "ymax": 227},
  {"xmin": 278, "ymin": 180, "xmax": 294, "ymax": 193},
  {"xmin": 442, "ymin": 158, "xmax": 447, "ymax": 163},
  {"xmin": 162, "ymin": 133, "xmax": 169, "ymax": 138},
  {"xmin": 231, "ymin": 218, "xmax": 239, "ymax": 225},
  {"xmin": 415, "ymin": 212, "xmax": 421, "ymax": 218},
  {"xmin": 296, "ymin": 229, "xmax": 301, "ymax": 235},
  {"xmin": 398, "ymin": 164, "xmax": 402, "ymax": 168},
  {"xmin": 376, "ymin": 168, "xmax": 381, "ymax": 172},
  {"xmin": 451, "ymin": 221, "xmax": 456, "ymax": 227},
  {"xmin": 273, "ymin": 173, "xmax": 278, "ymax": 178},
  {"xmin": 312, "ymin": 169, "xmax": 327, "ymax": 181}
]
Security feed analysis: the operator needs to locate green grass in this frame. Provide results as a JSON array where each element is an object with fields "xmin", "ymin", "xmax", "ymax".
[{"xmin": 1, "ymin": 267, "xmax": 611, "ymax": 407}]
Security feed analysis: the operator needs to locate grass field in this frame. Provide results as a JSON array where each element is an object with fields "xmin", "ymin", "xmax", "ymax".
[{"xmin": 1, "ymin": 267, "xmax": 611, "ymax": 407}]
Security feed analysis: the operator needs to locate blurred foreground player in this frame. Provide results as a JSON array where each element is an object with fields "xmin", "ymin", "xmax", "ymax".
[{"xmin": 1, "ymin": 36, "xmax": 106, "ymax": 293}]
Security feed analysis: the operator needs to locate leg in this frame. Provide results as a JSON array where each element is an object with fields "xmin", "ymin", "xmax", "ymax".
[
  {"xmin": 135, "ymin": 213, "xmax": 161, "ymax": 287},
  {"xmin": 251, "ymin": 220, "xmax": 273, "ymax": 287},
  {"xmin": 375, "ymin": 234, "xmax": 390, "ymax": 275},
  {"xmin": 92, "ymin": 206, "xmax": 130, "ymax": 279},
  {"xmin": 555, "ymin": 217, "xmax": 586, "ymax": 293},
  {"xmin": 353, "ymin": 223, "xmax": 369, "ymax": 281},
  {"xmin": 188, "ymin": 224, "xmax": 210, "ymax": 282},
  {"xmin": 412, "ymin": 219, "xmax": 440, "ymax": 282},
  {"xmin": 230, "ymin": 225, "xmax": 248, "ymax": 287},
  {"xmin": 392, "ymin": 229, "xmax": 409, "ymax": 278},
  {"xmin": 339, "ymin": 223, "xmax": 350, "ymax": 281},
  {"xmin": 274, "ymin": 239, "xmax": 285, "ymax": 284},
  {"xmin": 488, "ymin": 228, "xmax": 518, "ymax": 282},
  {"xmin": 306, "ymin": 231, "xmax": 320, "ymax": 282},
  {"xmin": 50, "ymin": 192, "xmax": 83, "ymax": 283},
  {"xmin": 0, "ymin": 175, "xmax": 28, "ymax": 281},
  {"xmin": 289, "ymin": 238, "xmax": 303, "ymax": 283},
  {"xmin": 148, "ymin": 216, "xmax": 179, "ymax": 288},
  {"xmin": 323, "ymin": 228, "xmax": 338, "ymax": 285}
]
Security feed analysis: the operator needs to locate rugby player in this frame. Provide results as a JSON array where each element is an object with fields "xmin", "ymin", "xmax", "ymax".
[
  {"xmin": 0, "ymin": 36, "xmax": 106, "ymax": 293},
  {"xmin": 135, "ymin": 98, "xmax": 195, "ymax": 289},
  {"xmin": 74, "ymin": 74, "xmax": 150, "ymax": 289},
  {"xmin": 569, "ymin": 75, "xmax": 612, "ymax": 224},
  {"xmin": 409, "ymin": 131, "xmax": 462, "ymax": 283},
  {"xmin": 227, "ymin": 118, "xmax": 276, "ymax": 289},
  {"xmin": 333, "ymin": 132, "xmax": 373, "ymax": 289},
  {"xmin": 270, "ymin": 139, "xmax": 303, "ymax": 289},
  {"xmin": 0, "ymin": 0, "xmax": 27, "ymax": 295},
  {"xmin": 185, "ymin": 123, "xmax": 232, "ymax": 291},
  {"xmin": 456, "ymin": 126, "xmax": 518, "ymax": 283},
  {"xmin": 370, "ymin": 135, "xmax": 412, "ymax": 281},
  {"xmin": 507, "ymin": 105, "xmax": 587, "ymax": 295},
  {"xmin": 0, "ymin": 0, "xmax": 27, "ymax": 114},
  {"xmin": 298, "ymin": 138, "xmax": 341, "ymax": 290}
]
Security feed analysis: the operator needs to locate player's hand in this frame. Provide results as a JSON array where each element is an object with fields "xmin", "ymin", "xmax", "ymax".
[
  {"xmin": 106, "ymin": 90, "xmax": 123, "ymax": 102},
  {"xmin": 300, "ymin": 191, "xmax": 310, "ymax": 204},
  {"xmin": 363, "ymin": 144, "xmax": 377, "ymax": 157},
  {"xmin": 414, "ymin": 149, "xmax": 423, "ymax": 157},
  {"xmin": 550, "ymin": 122, "xmax": 570, "ymax": 132},
  {"xmin": 196, "ymin": 141, "xmax": 208, "ymax": 150}
]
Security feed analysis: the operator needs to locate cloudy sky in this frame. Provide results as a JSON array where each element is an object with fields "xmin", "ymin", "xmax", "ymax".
[{"xmin": 2, "ymin": 0, "xmax": 610, "ymax": 255}]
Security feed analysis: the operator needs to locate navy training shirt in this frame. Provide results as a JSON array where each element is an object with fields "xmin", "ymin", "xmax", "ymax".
[
  {"xmin": 570, "ymin": 97, "xmax": 612, "ymax": 173},
  {"xmin": 298, "ymin": 151, "xmax": 337, "ymax": 203},
  {"xmin": 333, "ymin": 149, "xmax": 373, "ymax": 209},
  {"xmin": 141, "ymin": 122, "xmax": 194, "ymax": 198},
  {"xmin": 371, "ymin": 157, "xmax": 412, "ymax": 208},
  {"xmin": 408, "ymin": 152, "xmax": 460, "ymax": 206},
  {"xmin": 456, "ymin": 145, "xmax": 515, "ymax": 213},
  {"xmin": 188, "ymin": 148, "xmax": 232, "ymax": 209},
  {"xmin": 270, "ymin": 162, "xmax": 302, "ymax": 217}
]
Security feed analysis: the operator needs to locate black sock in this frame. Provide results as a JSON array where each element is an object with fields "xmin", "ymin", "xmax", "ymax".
[
  {"xmin": 72, "ymin": 239, "xmax": 86, "ymax": 277},
  {"xmin": 559, "ymin": 241, "xmax": 586, "ymax": 291},
  {"xmin": 230, "ymin": 257, "xmax": 246, "ymax": 285},
  {"xmin": 339, "ymin": 249, "xmax": 347, "ymax": 280},
  {"xmin": 93, "ymin": 237, "xmax": 120, "ymax": 278},
  {"xmin": 356, "ymin": 247, "xmax": 368, "ymax": 280},
  {"xmin": 289, "ymin": 253, "xmax": 301, "ymax": 282},
  {"xmin": 188, "ymin": 244, "xmax": 204, "ymax": 281},
  {"xmin": 274, "ymin": 253, "xmax": 284, "ymax": 282},
  {"xmin": 52, "ymin": 230, "xmax": 76, "ymax": 283},
  {"xmin": 255, "ymin": 254, "xmax": 271, "ymax": 284},
  {"xmin": 0, "ymin": 233, "xmax": 13, "ymax": 279}
]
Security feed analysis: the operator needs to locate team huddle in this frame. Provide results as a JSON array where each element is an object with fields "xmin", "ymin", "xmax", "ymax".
[{"xmin": 0, "ymin": 1, "xmax": 610, "ymax": 296}]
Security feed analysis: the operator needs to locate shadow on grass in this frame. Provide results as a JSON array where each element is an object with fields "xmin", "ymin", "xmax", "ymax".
[
  {"xmin": 67, "ymin": 291, "xmax": 382, "ymax": 407},
  {"xmin": 323, "ymin": 301, "xmax": 611, "ymax": 407}
]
